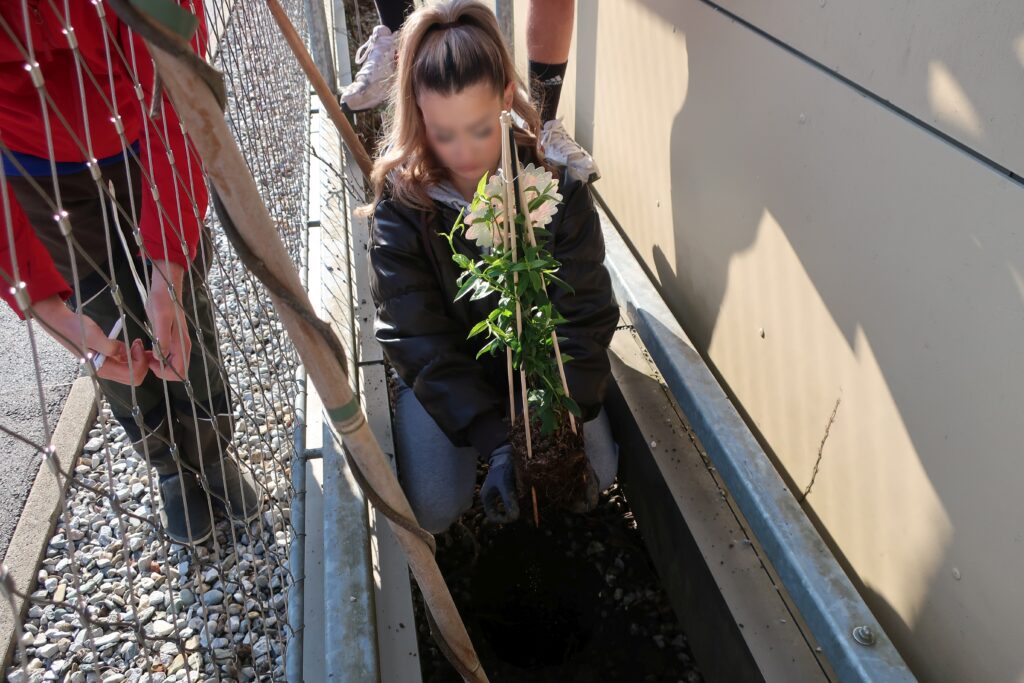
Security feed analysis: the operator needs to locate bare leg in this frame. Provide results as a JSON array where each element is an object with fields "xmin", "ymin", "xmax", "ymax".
[
  {"xmin": 527, "ymin": 0, "xmax": 574, "ymax": 121},
  {"xmin": 526, "ymin": 0, "xmax": 600, "ymax": 182},
  {"xmin": 527, "ymin": 0, "xmax": 574, "ymax": 64}
]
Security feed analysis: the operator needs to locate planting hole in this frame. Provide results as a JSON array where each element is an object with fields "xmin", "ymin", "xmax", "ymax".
[{"xmin": 471, "ymin": 523, "xmax": 602, "ymax": 669}]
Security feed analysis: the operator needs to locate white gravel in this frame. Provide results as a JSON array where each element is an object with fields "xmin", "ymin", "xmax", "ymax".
[{"xmin": 7, "ymin": 382, "xmax": 298, "ymax": 682}]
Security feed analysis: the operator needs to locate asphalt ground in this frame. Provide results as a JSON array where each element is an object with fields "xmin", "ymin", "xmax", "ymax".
[{"xmin": 0, "ymin": 306, "xmax": 78, "ymax": 561}]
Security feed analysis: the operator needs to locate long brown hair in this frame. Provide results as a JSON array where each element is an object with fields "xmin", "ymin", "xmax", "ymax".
[{"xmin": 364, "ymin": 0, "xmax": 545, "ymax": 214}]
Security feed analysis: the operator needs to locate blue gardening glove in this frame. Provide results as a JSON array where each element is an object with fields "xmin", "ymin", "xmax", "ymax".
[{"xmin": 481, "ymin": 443, "xmax": 520, "ymax": 524}]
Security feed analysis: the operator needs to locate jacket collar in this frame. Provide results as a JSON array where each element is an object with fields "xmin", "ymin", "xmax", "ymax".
[
  {"xmin": 385, "ymin": 163, "xmax": 471, "ymax": 213},
  {"xmin": 426, "ymin": 179, "xmax": 473, "ymax": 212}
]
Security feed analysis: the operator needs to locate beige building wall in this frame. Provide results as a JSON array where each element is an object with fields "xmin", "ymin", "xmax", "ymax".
[{"xmin": 513, "ymin": 2, "xmax": 1024, "ymax": 682}]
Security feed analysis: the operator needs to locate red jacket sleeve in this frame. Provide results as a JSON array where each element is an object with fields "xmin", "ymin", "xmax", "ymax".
[
  {"xmin": 118, "ymin": 1, "xmax": 209, "ymax": 269},
  {"xmin": 0, "ymin": 182, "xmax": 71, "ymax": 318}
]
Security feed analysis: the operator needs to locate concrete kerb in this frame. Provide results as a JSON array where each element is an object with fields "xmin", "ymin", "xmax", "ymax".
[{"xmin": 0, "ymin": 376, "xmax": 97, "ymax": 671}]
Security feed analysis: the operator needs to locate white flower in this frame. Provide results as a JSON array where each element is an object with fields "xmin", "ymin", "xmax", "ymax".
[
  {"xmin": 529, "ymin": 198, "xmax": 559, "ymax": 228},
  {"xmin": 518, "ymin": 164, "xmax": 550, "ymax": 193},
  {"xmin": 462, "ymin": 199, "xmax": 495, "ymax": 248},
  {"xmin": 465, "ymin": 220, "xmax": 495, "ymax": 248},
  {"xmin": 483, "ymin": 173, "xmax": 505, "ymax": 199},
  {"xmin": 518, "ymin": 163, "xmax": 560, "ymax": 204},
  {"xmin": 490, "ymin": 197, "xmax": 507, "ymax": 225},
  {"xmin": 465, "ymin": 203, "xmax": 488, "ymax": 227},
  {"xmin": 544, "ymin": 184, "xmax": 563, "ymax": 205},
  {"xmin": 467, "ymin": 173, "xmax": 506, "ymax": 226},
  {"xmin": 466, "ymin": 166, "xmax": 562, "ymax": 239}
]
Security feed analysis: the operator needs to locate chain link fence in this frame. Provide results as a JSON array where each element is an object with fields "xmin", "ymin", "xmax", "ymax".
[{"xmin": 0, "ymin": 0, "xmax": 315, "ymax": 680}]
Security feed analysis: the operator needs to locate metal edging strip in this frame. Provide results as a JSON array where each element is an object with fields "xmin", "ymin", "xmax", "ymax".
[{"xmin": 596, "ymin": 198, "xmax": 917, "ymax": 683}]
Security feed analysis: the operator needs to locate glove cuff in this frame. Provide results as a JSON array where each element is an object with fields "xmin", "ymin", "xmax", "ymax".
[{"xmin": 465, "ymin": 409, "xmax": 508, "ymax": 460}]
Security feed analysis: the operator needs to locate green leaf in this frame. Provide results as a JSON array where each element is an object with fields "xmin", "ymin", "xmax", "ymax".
[
  {"xmin": 547, "ymin": 273, "xmax": 574, "ymax": 293},
  {"xmin": 454, "ymin": 277, "xmax": 477, "ymax": 301},
  {"xmin": 539, "ymin": 405, "xmax": 556, "ymax": 435},
  {"xmin": 476, "ymin": 338, "xmax": 500, "ymax": 359},
  {"xmin": 470, "ymin": 284, "xmax": 494, "ymax": 301},
  {"xmin": 562, "ymin": 396, "xmax": 582, "ymax": 418},
  {"xmin": 468, "ymin": 319, "xmax": 489, "ymax": 338}
]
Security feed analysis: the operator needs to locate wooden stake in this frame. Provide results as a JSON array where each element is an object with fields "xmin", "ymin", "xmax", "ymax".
[
  {"xmin": 510, "ymin": 143, "xmax": 578, "ymax": 435},
  {"xmin": 499, "ymin": 112, "xmax": 540, "ymax": 528},
  {"xmin": 265, "ymin": 0, "xmax": 374, "ymax": 178}
]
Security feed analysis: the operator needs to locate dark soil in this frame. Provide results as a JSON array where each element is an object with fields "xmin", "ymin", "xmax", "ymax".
[
  {"xmin": 411, "ymin": 486, "xmax": 705, "ymax": 683},
  {"xmin": 510, "ymin": 415, "xmax": 590, "ymax": 513},
  {"xmin": 384, "ymin": 365, "xmax": 703, "ymax": 682}
]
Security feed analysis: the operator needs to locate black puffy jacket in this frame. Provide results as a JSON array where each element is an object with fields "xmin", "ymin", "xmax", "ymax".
[{"xmin": 368, "ymin": 154, "xmax": 620, "ymax": 459}]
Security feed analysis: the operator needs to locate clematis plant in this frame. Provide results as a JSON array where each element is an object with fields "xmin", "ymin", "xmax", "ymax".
[{"xmin": 441, "ymin": 162, "xmax": 581, "ymax": 437}]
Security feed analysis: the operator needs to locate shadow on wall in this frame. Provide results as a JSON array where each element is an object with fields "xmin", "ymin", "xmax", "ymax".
[{"xmin": 572, "ymin": 1, "xmax": 1024, "ymax": 682}]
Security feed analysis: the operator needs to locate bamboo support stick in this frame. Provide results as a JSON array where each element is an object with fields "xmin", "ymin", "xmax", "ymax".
[
  {"xmin": 499, "ymin": 115, "xmax": 531, "ymax": 456},
  {"xmin": 499, "ymin": 112, "xmax": 540, "ymax": 528},
  {"xmin": 144, "ymin": 35, "xmax": 487, "ymax": 683},
  {"xmin": 494, "ymin": 209, "xmax": 517, "ymax": 437},
  {"xmin": 509, "ymin": 137, "xmax": 578, "ymax": 435}
]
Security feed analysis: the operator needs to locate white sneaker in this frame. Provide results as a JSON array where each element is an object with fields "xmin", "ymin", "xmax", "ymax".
[
  {"xmin": 540, "ymin": 118, "xmax": 601, "ymax": 183},
  {"xmin": 339, "ymin": 25, "xmax": 397, "ymax": 113}
]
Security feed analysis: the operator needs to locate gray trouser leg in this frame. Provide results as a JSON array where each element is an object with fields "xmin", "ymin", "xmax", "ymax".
[
  {"xmin": 129, "ymin": 415, "xmax": 180, "ymax": 478},
  {"xmin": 391, "ymin": 369, "xmax": 620, "ymax": 532},
  {"xmin": 391, "ymin": 370, "xmax": 477, "ymax": 534}
]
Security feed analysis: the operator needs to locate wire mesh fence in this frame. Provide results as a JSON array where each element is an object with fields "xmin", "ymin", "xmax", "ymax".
[{"xmin": 0, "ymin": 0, "xmax": 314, "ymax": 680}]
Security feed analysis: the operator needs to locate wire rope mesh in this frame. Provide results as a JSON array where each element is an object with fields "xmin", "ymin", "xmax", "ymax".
[{"xmin": 0, "ymin": 0, "xmax": 315, "ymax": 680}]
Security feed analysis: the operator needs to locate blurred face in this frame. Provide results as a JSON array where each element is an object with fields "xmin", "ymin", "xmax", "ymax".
[{"xmin": 418, "ymin": 80, "xmax": 515, "ymax": 189}]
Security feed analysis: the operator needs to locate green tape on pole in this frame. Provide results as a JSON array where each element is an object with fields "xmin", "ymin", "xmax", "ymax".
[
  {"xmin": 130, "ymin": 0, "xmax": 199, "ymax": 40},
  {"xmin": 327, "ymin": 398, "xmax": 360, "ymax": 424}
]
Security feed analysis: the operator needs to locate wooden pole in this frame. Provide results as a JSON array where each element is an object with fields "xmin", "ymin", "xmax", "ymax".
[
  {"xmin": 145, "ymin": 38, "xmax": 488, "ymax": 683},
  {"xmin": 265, "ymin": 0, "xmax": 374, "ymax": 178}
]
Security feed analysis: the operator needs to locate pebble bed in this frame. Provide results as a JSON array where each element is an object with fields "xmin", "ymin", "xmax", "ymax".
[{"xmin": 9, "ymin": 392, "xmax": 296, "ymax": 683}]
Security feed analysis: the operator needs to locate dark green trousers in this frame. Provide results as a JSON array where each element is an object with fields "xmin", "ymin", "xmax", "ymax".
[{"xmin": 8, "ymin": 160, "xmax": 230, "ymax": 477}]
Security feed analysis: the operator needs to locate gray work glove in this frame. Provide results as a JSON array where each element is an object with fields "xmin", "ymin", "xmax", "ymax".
[{"xmin": 481, "ymin": 443, "xmax": 519, "ymax": 524}]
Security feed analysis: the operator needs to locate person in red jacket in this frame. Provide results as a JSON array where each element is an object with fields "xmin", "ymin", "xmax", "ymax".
[{"xmin": 0, "ymin": 1, "xmax": 258, "ymax": 544}]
